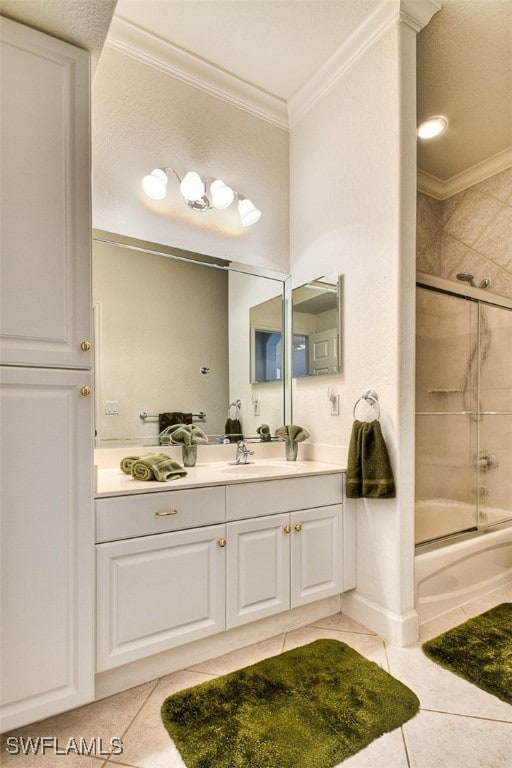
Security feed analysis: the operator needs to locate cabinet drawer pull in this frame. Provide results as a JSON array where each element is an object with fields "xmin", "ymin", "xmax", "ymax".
[
  {"xmin": 80, "ymin": 340, "xmax": 91, "ymax": 351},
  {"xmin": 80, "ymin": 386, "xmax": 92, "ymax": 397},
  {"xmin": 283, "ymin": 525, "xmax": 291, "ymax": 534},
  {"xmin": 294, "ymin": 523, "xmax": 303, "ymax": 532},
  {"xmin": 218, "ymin": 539, "xmax": 227, "ymax": 548},
  {"xmin": 155, "ymin": 509, "xmax": 179, "ymax": 517}
]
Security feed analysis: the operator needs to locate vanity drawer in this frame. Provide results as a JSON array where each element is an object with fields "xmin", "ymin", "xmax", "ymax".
[
  {"xmin": 226, "ymin": 473, "xmax": 343, "ymax": 521},
  {"xmin": 96, "ymin": 486, "xmax": 226, "ymax": 543}
]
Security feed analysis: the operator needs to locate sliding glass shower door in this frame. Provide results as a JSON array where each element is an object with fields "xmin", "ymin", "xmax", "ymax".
[{"xmin": 415, "ymin": 283, "xmax": 512, "ymax": 545}]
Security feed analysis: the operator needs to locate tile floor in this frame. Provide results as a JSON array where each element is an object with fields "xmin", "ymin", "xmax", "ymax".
[{"xmin": 2, "ymin": 583, "xmax": 511, "ymax": 768}]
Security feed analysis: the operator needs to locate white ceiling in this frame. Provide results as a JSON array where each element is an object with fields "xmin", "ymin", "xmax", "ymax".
[{"xmin": 2, "ymin": 0, "xmax": 511, "ymax": 186}]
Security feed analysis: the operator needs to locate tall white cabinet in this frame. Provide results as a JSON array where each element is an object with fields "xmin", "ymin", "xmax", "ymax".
[{"xmin": 0, "ymin": 18, "xmax": 94, "ymax": 732}]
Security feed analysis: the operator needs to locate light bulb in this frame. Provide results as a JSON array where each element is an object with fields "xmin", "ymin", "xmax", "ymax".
[
  {"xmin": 180, "ymin": 171, "xmax": 205, "ymax": 202},
  {"xmin": 141, "ymin": 168, "xmax": 168, "ymax": 199},
  {"xmin": 238, "ymin": 198, "xmax": 261, "ymax": 226},
  {"xmin": 210, "ymin": 179, "xmax": 235, "ymax": 210},
  {"xmin": 417, "ymin": 115, "xmax": 448, "ymax": 139}
]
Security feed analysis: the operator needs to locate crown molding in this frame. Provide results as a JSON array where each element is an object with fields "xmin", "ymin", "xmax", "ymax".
[
  {"xmin": 288, "ymin": 0, "xmax": 440, "ymax": 128},
  {"xmin": 400, "ymin": 0, "xmax": 442, "ymax": 33},
  {"xmin": 418, "ymin": 146, "xmax": 512, "ymax": 199},
  {"xmin": 107, "ymin": 2, "xmax": 441, "ymax": 134},
  {"xmin": 288, "ymin": 2, "xmax": 396, "ymax": 128},
  {"xmin": 106, "ymin": 16, "xmax": 289, "ymax": 131}
]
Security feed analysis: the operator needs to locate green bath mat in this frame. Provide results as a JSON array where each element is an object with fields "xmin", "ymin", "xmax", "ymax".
[
  {"xmin": 422, "ymin": 602, "xmax": 512, "ymax": 704},
  {"xmin": 161, "ymin": 638, "xmax": 420, "ymax": 768}
]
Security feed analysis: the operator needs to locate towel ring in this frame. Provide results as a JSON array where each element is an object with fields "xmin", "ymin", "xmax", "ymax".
[{"xmin": 353, "ymin": 389, "xmax": 380, "ymax": 421}]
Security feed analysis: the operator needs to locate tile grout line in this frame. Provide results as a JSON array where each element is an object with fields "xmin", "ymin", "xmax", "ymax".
[
  {"xmin": 102, "ymin": 678, "xmax": 160, "ymax": 766},
  {"xmin": 418, "ymin": 707, "xmax": 512, "ymax": 725},
  {"xmin": 400, "ymin": 725, "xmax": 413, "ymax": 768}
]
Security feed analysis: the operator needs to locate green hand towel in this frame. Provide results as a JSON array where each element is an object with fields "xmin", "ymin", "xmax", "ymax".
[
  {"xmin": 167, "ymin": 424, "xmax": 209, "ymax": 446},
  {"xmin": 275, "ymin": 424, "xmax": 310, "ymax": 442},
  {"xmin": 131, "ymin": 453, "xmax": 187, "ymax": 482},
  {"xmin": 346, "ymin": 420, "xmax": 395, "ymax": 499}
]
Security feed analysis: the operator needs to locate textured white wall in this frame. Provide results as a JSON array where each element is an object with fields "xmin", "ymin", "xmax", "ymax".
[
  {"xmin": 290, "ymin": 20, "xmax": 418, "ymax": 641},
  {"xmin": 92, "ymin": 47, "xmax": 289, "ymax": 272}
]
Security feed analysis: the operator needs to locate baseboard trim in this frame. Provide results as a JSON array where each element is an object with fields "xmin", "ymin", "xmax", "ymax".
[{"xmin": 341, "ymin": 590, "xmax": 418, "ymax": 646}]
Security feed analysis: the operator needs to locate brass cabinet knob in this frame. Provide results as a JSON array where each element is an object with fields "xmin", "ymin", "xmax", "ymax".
[
  {"xmin": 294, "ymin": 523, "xmax": 302, "ymax": 532},
  {"xmin": 218, "ymin": 539, "xmax": 227, "ymax": 548},
  {"xmin": 155, "ymin": 509, "xmax": 178, "ymax": 517},
  {"xmin": 283, "ymin": 525, "xmax": 291, "ymax": 534},
  {"xmin": 80, "ymin": 340, "xmax": 91, "ymax": 351},
  {"xmin": 80, "ymin": 386, "xmax": 92, "ymax": 397}
]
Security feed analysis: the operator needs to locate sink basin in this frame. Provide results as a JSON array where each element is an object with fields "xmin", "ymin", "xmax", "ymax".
[{"xmin": 220, "ymin": 462, "xmax": 301, "ymax": 476}]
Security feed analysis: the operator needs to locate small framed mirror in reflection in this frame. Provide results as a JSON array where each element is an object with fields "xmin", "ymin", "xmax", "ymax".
[
  {"xmin": 250, "ymin": 272, "xmax": 341, "ymax": 382},
  {"xmin": 292, "ymin": 274, "xmax": 341, "ymax": 377}
]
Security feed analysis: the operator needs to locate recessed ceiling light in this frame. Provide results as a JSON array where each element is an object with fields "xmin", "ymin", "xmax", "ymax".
[{"xmin": 417, "ymin": 115, "xmax": 448, "ymax": 139}]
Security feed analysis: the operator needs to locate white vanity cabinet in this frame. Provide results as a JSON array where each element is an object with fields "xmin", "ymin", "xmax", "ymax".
[
  {"xmin": 0, "ymin": 19, "xmax": 93, "ymax": 732},
  {"xmin": 225, "ymin": 476, "xmax": 343, "ymax": 628},
  {"xmin": 96, "ymin": 486, "xmax": 226, "ymax": 671},
  {"xmin": 95, "ymin": 471, "xmax": 347, "ymax": 673},
  {"xmin": 96, "ymin": 524, "xmax": 227, "ymax": 671}
]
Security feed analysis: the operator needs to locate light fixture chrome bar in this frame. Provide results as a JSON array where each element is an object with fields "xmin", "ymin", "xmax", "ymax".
[{"xmin": 141, "ymin": 166, "xmax": 261, "ymax": 225}]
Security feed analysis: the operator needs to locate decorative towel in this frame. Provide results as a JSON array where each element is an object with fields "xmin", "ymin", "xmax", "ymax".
[
  {"xmin": 130, "ymin": 453, "xmax": 187, "ymax": 482},
  {"xmin": 158, "ymin": 412, "xmax": 193, "ymax": 433},
  {"xmin": 164, "ymin": 424, "xmax": 209, "ymax": 446},
  {"xmin": 257, "ymin": 424, "xmax": 272, "ymax": 442},
  {"xmin": 275, "ymin": 425, "xmax": 310, "ymax": 443},
  {"xmin": 346, "ymin": 420, "xmax": 396, "ymax": 499},
  {"xmin": 224, "ymin": 417, "xmax": 243, "ymax": 443}
]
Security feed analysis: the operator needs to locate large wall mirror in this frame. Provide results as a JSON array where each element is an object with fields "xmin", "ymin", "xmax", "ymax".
[
  {"xmin": 250, "ymin": 272, "xmax": 341, "ymax": 382},
  {"xmin": 93, "ymin": 232, "xmax": 289, "ymax": 446}
]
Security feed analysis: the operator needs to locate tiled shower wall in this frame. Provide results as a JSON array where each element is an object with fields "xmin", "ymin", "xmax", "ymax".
[{"xmin": 416, "ymin": 166, "xmax": 512, "ymax": 300}]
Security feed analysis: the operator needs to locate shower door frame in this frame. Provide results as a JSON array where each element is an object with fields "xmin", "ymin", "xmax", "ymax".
[{"xmin": 416, "ymin": 271, "xmax": 512, "ymax": 544}]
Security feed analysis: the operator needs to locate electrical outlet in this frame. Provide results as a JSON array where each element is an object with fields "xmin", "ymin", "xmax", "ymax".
[
  {"xmin": 330, "ymin": 394, "xmax": 339, "ymax": 416},
  {"xmin": 105, "ymin": 400, "xmax": 119, "ymax": 415}
]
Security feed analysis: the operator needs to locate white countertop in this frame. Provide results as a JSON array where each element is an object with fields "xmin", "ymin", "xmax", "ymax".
[{"xmin": 96, "ymin": 459, "xmax": 346, "ymax": 497}]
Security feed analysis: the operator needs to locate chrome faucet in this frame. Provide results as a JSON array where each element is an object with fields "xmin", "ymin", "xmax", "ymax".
[{"xmin": 235, "ymin": 440, "xmax": 254, "ymax": 465}]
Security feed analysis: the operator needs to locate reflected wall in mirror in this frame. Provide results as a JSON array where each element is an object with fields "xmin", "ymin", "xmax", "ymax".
[
  {"xmin": 93, "ymin": 233, "xmax": 287, "ymax": 445},
  {"xmin": 249, "ymin": 273, "xmax": 341, "ymax": 381}
]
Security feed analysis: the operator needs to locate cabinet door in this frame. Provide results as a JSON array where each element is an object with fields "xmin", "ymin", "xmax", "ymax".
[
  {"xmin": 291, "ymin": 505, "xmax": 342, "ymax": 608},
  {"xmin": 0, "ymin": 18, "xmax": 92, "ymax": 369},
  {"xmin": 96, "ymin": 525, "xmax": 226, "ymax": 671},
  {"xmin": 0, "ymin": 366, "xmax": 94, "ymax": 732},
  {"xmin": 226, "ymin": 513, "xmax": 290, "ymax": 628}
]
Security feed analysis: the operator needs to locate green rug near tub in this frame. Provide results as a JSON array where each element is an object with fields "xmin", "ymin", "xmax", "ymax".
[
  {"xmin": 161, "ymin": 639, "xmax": 419, "ymax": 768},
  {"xmin": 422, "ymin": 602, "xmax": 512, "ymax": 704}
]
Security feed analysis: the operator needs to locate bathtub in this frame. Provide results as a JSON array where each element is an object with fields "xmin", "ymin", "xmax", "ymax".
[{"xmin": 415, "ymin": 521, "xmax": 512, "ymax": 623}]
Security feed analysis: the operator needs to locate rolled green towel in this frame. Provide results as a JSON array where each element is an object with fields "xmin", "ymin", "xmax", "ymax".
[
  {"xmin": 275, "ymin": 424, "xmax": 310, "ymax": 442},
  {"xmin": 120, "ymin": 453, "xmax": 160, "ymax": 474},
  {"xmin": 131, "ymin": 453, "xmax": 188, "ymax": 482},
  {"xmin": 167, "ymin": 424, "xmax": 209, "ymax": 446}
]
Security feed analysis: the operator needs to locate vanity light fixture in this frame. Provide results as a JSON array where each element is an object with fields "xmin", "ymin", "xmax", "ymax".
[
  {"xmin": 417, "ymin": 115, "xmax": 448, "ymax": 139},
  {"xmin": 141, "ymin": 167, "xmax": 261, "ymax": 226}
]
